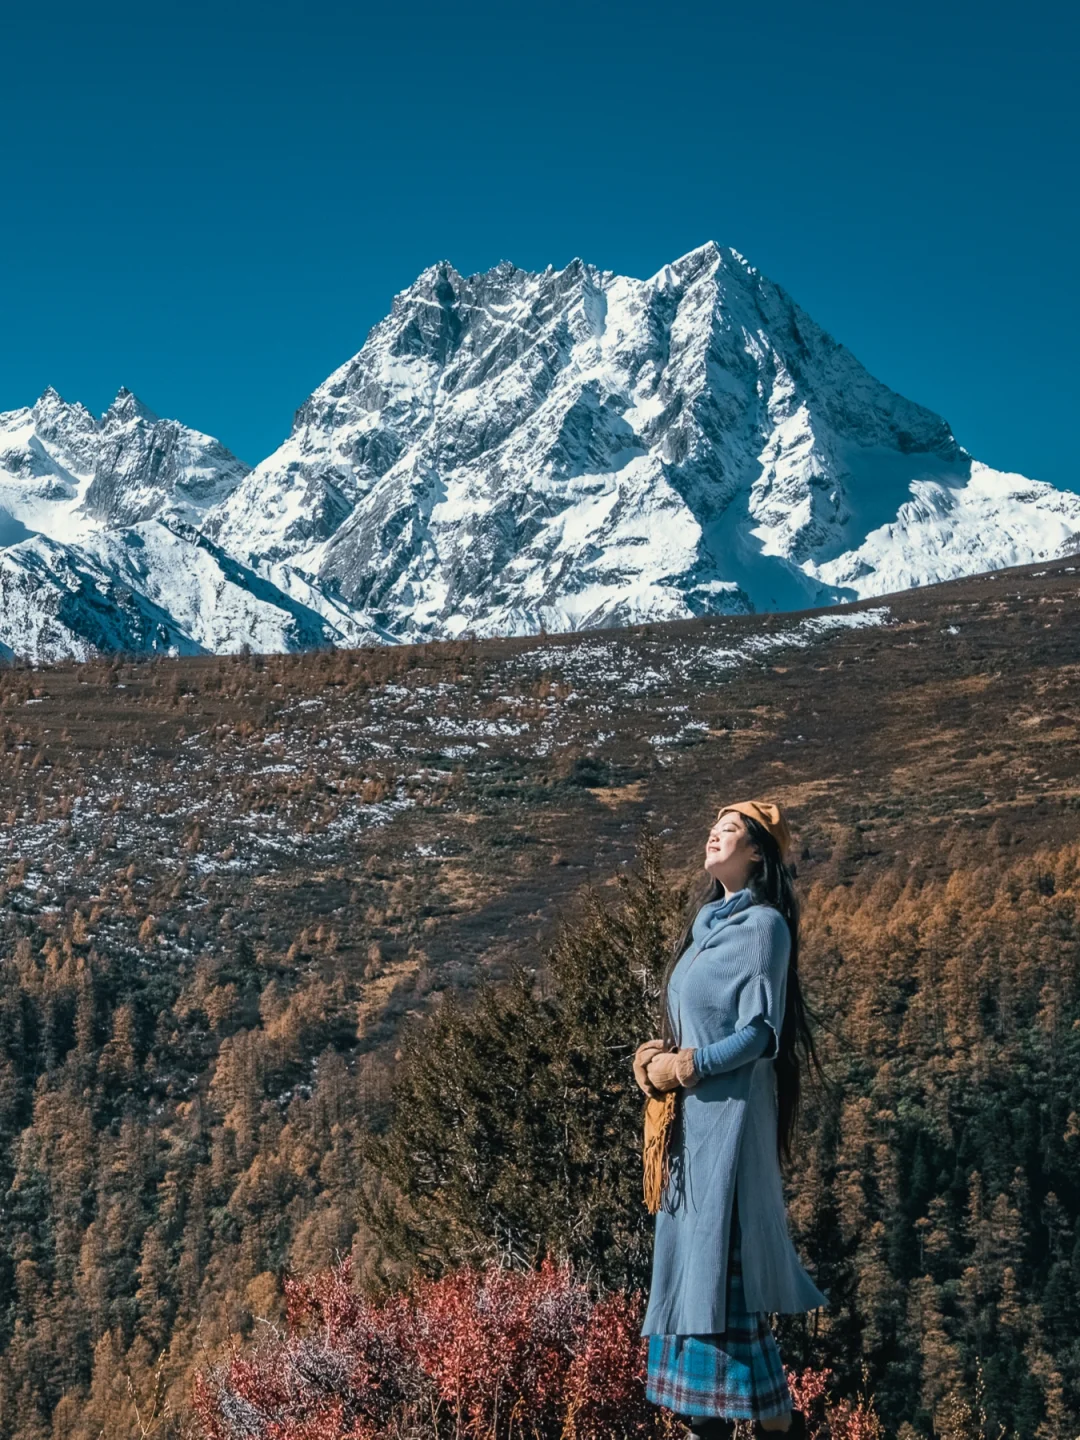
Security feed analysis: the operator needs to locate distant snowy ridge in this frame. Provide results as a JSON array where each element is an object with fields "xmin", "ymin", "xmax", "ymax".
[
  {"xmin": 1, "ymin": 243, "xmax": 1077, "ymax": 659},
  {"xmin": 0, "ymin": 388, "xmax": 383, "ymax": 659}
]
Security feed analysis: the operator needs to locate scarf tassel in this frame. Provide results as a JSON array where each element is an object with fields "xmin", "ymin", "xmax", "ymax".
[{"xmin": 642, "ymin": 1090, "xmax": 678, "ymax": 1213}]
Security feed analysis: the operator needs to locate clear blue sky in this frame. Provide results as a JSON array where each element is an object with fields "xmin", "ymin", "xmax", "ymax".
[{"xmin": 2, "ymin": 0, "xmax": 1076, "ymax": 486}]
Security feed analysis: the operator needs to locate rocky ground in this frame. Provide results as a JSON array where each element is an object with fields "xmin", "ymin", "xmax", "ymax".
[{"xmin": 2, "ymin": 552, "xmax": 1077, "ymax": 1031}]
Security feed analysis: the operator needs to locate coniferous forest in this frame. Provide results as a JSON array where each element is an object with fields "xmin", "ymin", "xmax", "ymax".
[
  {"xmin": 354, "ymin": 836, "xmax": 1080, "ymax": 1438},
  {"xmin": 0, "ymin": 558, "xmax": 1076, "ymax": 1438}
]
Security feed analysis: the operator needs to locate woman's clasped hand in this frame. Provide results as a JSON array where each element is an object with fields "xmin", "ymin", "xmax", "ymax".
[
  {"xmin": 633, "ymin": 1039, "xmax": 665, "ymax": 1098},
  {"xmin": 633, "ymin": 1039, "xmax": 699, "ymax": 1095}
]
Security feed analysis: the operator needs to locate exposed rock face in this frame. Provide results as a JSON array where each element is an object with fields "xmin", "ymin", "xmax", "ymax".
[
  {"xmin": 82, "ymin": 388, "xmax": 251, "ymax": 528},
  {"xmin": 1, "ymin": 244, "xmax": 1077, "ymax": 658}
]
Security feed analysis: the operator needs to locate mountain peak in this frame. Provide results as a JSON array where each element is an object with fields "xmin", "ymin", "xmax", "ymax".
[
  {"xmin": 28, "ymin": 388, "xmax": 99, "ymax": 453},
  {"xmin": 1, "ymin": 244, "xmax": 1074, "ymax": 663},
  {"xmin": 403, "ymin": 260, "xmax": 463, "ymax": 294},
  {"xmin": 103, "ymin": 387, "xmax": 160, "ymax": 426},
  {"xmin": 679, "ymin": 239, "xmax": 722, "ymax": 264},
  {"xmin": 657, "ymin": 241, "xmax": 764, "ymax": 291},
  {"xmin": 647, "ymin": 240, "xmax": 727, "ymax": 294},
  {"xmin": 32, "ymin": 385, "xmax": 96, "ymax": 421}
]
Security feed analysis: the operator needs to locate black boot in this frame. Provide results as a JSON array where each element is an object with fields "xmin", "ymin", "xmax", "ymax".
[
  {"xmin": 683, "ymin": 1417, "xmax": 735, "ymax": 1440},
  {"xmin": 754, "ymin": 1409, "xmax": 812, "ymax": 1438}
]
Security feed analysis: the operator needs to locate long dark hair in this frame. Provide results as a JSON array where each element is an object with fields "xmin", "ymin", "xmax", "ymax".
[{"xmin": 657, "ymin": 815, "xmax": 825, "ymax": 1166}]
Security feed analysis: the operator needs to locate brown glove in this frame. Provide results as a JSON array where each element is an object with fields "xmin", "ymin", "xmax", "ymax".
[
  {"xmin": 646, "ymin": 1047, "xmax": 700, "ymax": 1092},
  {"xmin": 633, "ymin": 1039, "xmax": 666, "ymax": 1099}
]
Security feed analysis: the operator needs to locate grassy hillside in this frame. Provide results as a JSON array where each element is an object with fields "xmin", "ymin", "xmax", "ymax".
[{"xmin": 0, "ymin": 555, "xmax": 1077, "ymax": 1437}]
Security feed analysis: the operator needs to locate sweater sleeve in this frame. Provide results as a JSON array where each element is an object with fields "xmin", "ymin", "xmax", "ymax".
[
  {"xmin": 732, "ymin": 908, "xmax": 791, "ymax": 1061},
  {"xmin": 692, "ymin": 1014, "xmax": 772, "ymax": 1079}
]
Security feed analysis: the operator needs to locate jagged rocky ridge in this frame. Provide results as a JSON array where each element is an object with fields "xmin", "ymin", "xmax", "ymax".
[{"xmin": 2, "ymin": 244, "xmax": 1077, "ymax": 658}]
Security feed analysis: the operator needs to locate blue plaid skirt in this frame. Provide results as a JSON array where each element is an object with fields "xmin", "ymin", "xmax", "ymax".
[{"xmin": 645, "ymin": 1198, "xmax": 792, "ymax": 1421}]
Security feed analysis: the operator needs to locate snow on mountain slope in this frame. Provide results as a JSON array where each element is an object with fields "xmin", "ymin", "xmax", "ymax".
[
  {"xmin": 74, "ymin": 522, "xmax": 344, "ymax": 655},
  {"xmin": 803, "ymin": 462, "xmax": 1080, "ymax": 596},
  {"xmin": 0, "ymin": 388, "xmax": 100, "ymax": 543},
  {"xmin": 207, "ymin": 243, "xmax": 1079, "ymax": 640},
  {"xmin": 0, "ymin": 389, "xmax": 374, "ymax": 658},
  {"xmin": 0, "ymin": 521, "xmax": 384, "ymax": 661},
  {"xmin": 4, "ymin": 245, "xmax": 1078, "ymax": 659},
  {"xmin": 0, "ymin": 533, "xmax": 203, "ymax": 663}
]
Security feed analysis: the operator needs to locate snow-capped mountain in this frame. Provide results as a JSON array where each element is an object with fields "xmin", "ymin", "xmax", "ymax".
[
  {"xmin": 208, "ymin": 243, "xmax": 1080, "ymax": 636},
  {"xmin": 0, "ymin": 385, "xmax": 247, "ymax": 539},
  {"xmin": 0, "ymin": 388, "xmax": 378, "ymax": 659},
  {"xmin": 2, "ymin": 244, "xmax": 1077, "ymax": 659}
]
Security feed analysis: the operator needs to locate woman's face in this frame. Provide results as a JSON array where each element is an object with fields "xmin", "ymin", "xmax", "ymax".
[{"xmin": 704, "ymin": 810, "xmax": 762, "ymax": 890}]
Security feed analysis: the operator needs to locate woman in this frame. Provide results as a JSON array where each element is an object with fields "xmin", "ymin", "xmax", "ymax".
[{"xmin": 633, "ymin": 800, "xmax": 828, "ymax": 1440}]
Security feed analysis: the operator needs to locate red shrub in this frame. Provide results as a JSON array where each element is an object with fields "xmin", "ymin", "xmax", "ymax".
[
  {"xmin": 563, "ymin": 1291, "xmax": 664, "ymax": 1440},
  {"xmin": 193, "ymin": 1262, "xmax": 424, "ymax": 1440},
  {"xmin": 409, "ymin": 1256, "xmax": 592, "ymax": 1435},
  {"xmin": 194, "ymin": 1261, "xmax": 880, "ymax": 1440},
  {"xmin": 785, "ymin": 1366, "xmax": 886, "ymax": 1440}
]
